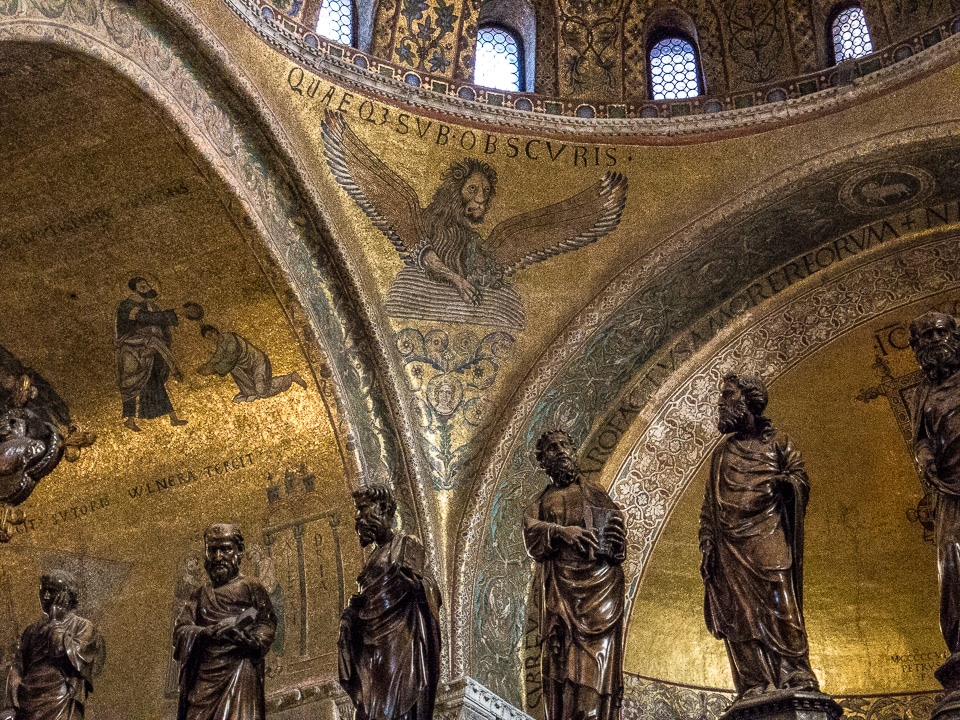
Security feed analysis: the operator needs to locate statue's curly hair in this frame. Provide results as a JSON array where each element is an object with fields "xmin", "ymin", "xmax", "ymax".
[
  {"xmin": 204, "ymin": 523, "xmax": 245, "ymax": 554},
  {"xmin": 352, "ymin": 483, "xmax": 397, "ymax": 518},
  {"xmin": 722, "ymin": 373, "xmax": 772, "ymax": 433},
  {"xmin": 909, "ymin": 311, "xmax": 960, "ymax": 350},
  {"xmin": 534, "ymin": 429, "xmax": 573, "ymax": 466}
]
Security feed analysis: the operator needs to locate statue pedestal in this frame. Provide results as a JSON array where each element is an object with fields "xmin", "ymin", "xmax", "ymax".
[
  {"xmin": 932, "ymin": 653, "xmax": 960, "ymax": 720},
  {"xmin": 720, "ymin": 690, "xmax": 842, "ymax": 720}
]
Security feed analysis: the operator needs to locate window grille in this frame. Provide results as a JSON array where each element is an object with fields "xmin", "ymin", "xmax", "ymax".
[
  {"xmin": 649, "ymin": 36, "xmax": 701, "ymax": 100},
  {"xmin": 832, "ymin": 6, "xmax": 873, "ymax": 62},
  {"xmin": 316, "ymin": 0, "xmax": 353, "ymax": 46},
  {"xmin": 474, "ymin": 26, "xmax": 522, "ymax": 92}
]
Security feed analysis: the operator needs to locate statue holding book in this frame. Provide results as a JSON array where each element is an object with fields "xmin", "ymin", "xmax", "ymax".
[
  {"xmin": 523, "ymin": 430, "xmax": 626, "ymax": 720},
  {"xmin": 174, "ymin": 523, "xmax": 276, "ymax": 720}
]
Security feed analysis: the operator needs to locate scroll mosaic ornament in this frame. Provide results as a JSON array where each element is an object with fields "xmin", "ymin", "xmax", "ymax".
[{"xmin": 397, "ymin": 327, "xmax": 513, "ymax": 490}]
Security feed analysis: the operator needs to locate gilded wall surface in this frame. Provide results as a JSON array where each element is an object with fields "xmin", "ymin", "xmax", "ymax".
[
  {"xmin": 4, "ymin": 0, "xmax": 960, "ymax": 717},
  {"xmin": 363, "ymin": 0, "xmax": 958, "ymax": 99},
  {"xmin": 0, "ymin": 43, "xmax": 364, "ymax": 720}
]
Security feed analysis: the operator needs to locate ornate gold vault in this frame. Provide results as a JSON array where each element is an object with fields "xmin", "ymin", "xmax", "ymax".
[{"xmin": 1, "ymin": 0, "xmax": 960, "ymax": 718}]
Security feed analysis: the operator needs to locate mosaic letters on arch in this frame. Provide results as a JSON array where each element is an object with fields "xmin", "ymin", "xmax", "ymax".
[{"xmin": 610, "ymin": 230, "xmax": 960, "ymax": 587}]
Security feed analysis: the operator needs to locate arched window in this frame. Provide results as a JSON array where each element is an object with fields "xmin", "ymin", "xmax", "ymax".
[
  {"xmin": 649, "ymin": 35, "xmax": 702, "ymax": 100},
  {"xmin": 831, "ymin": 5, "xmax": 873, "ymax": 63},
  {"xmin": 474, "ymin": 25, "xmax": 523, "ymax": 92},
  {"xmin": 315, "ymin": 0, "xmax": 355, "ymax": 46}
]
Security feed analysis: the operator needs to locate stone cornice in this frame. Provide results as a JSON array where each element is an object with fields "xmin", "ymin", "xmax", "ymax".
[{"xmin": 225, "ymin": 0, "xmax": 960, "ymax": 138}]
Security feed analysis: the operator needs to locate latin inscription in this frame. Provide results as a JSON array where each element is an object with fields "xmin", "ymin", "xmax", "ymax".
[
  {"xmin": 287, "ymin": 67, "xmax": 624, "ymax": 168},
  {"xmin": 581, "ymin": 202, "xmax": 960, "ymax": 473},
  {"xmin": 889, "ymin": 651, "xmax": 950, "ymax": 682},
  {"xmin": 12, "ymin": 451, "xmax": 257, "ymax": 536},
  {"xmin": 522, "ymin": 615, "xmax": 543, "ymax": 711},
  {"xmin": 10, "ymin": 178, "xmax": 191, "ymax": 247}
]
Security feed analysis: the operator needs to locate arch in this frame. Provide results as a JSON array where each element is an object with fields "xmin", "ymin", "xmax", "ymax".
[
  {"xmin": 647, "ymin": 32, "xmax": 703, "ymax": 98},
  {"xmin": 644, "ymin": 7, "xmax": 704, "ymax": 98},
  {"xmin": 452, "ymin": 123, "xmax": 960, "ymax": 702},
  {"xmin": 474, "ymin": 24, "xmax": 525, "ymax": 91},
  {"xmin": 0, "ymin": 0, "xmax": 441, "ymax": 675},
  {"xmin": 622, "ymin": 1, "xmax": 720, "ymax": 101},
  {"xmin": 609, "ymin": 227, "xmax": 960, "ymax": 696}
]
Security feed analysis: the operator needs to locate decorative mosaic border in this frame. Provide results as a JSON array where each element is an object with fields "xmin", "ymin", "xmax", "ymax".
[
  {"xmin": 224, "ymin": 0, "xmax": 960, "ymax": 133},
  {"xmin": 270, "ymin": 672, "xmax": 941, "ymax": 720},
  {"xmin": 464, "ymin": 223, "xmax": 960, "ymax": 706},
  {"xmin": 608, "ymin": 231, "xmax": 960, "ymax": 586},
  {"xmin": 623, "ymin": 675, "xmax": 940, "ymax": 720},
  {"xmin": 454, "ymin": 126, "xmax": 960, "ymax": 690},
  {"xmin": 267, "ymin": 674, "xmax": 532, "ymax": 719}
]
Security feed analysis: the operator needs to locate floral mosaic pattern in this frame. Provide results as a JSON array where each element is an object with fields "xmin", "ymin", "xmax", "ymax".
[
  {"xmin": 395, "ymin": 0, "xmax": 459, "ymax": 73},
  {"xmin": 611, "ymin": 235, "xmax": 960, "ymax": 581},
  {"xmin": 622, "ymin": 676, "xmax": 940, "ymax": 720},
  {"xmin": 397, "ymin": 328, "xmax": 514, "ymax": 490}
]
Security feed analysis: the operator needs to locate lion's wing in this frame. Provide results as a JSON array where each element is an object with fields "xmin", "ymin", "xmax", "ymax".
[
  {"xmin": 486, "ymin": 172, "xmax": 627, "ymax": 275},
  {"xmin": 321, "ymin": 110, "xmax": 426, "ymax": 262}
]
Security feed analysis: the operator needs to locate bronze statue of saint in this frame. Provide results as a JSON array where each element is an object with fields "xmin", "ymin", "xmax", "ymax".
[
  {"xmin": 523, "ymin": 430, "xmax": 626, "ymax": 720},
  {"xmin": 910, "ymin": 312, "xmax": 960, "ymax": 670},
  {"xmin": 700, "ymin": 374, "xmax": 818, "ymax": 700},
  {"xmin": 2, "ymin": 570, "xmax": 104, "ymax": 720},
  {"xmin": 174, "ymin": 523, "xmax": 276, "ymax": 720},
  {"xmin": 338, "ymin": 483, "xmax": 441, "ymax": 720}
]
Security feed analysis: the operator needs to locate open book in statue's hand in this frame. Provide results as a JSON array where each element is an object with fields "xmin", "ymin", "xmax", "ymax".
[{"xmin": 208, "ymin": 606, "xmax": 258, "ymax": 635}]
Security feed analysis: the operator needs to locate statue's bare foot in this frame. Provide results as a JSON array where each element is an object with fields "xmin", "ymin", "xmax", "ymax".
[
  {"xmin": 169, "ymin": 413, "xmax": 187, "ymax": 427},
  {"xmin": 123, "ymin": 418, "xmax": 141, "ymax": 432},
  {"xmin": 738, "ymin": 685, "xmax": 769, "ymax": 701},
  {"xmin": 292, "ymin": 371, "xmax": 307, "ymax": 389}
]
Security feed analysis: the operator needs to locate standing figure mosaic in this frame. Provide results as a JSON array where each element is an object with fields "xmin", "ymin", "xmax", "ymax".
[
  {"xmin": 115, "ymin": 276, "xmax": 187, "ymax": 431},
  {"xmin": 524, "ymin": 430, "xmax": 626, "ymax": 720},
  {"xmin": 338, "ymin": 483, "xmax": 441, "ymax": 720},
  {"xmin": 700, "ymin": 374, "xmax": 819, "ymax": 700}
]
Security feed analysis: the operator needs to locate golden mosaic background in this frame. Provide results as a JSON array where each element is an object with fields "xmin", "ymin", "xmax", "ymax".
[
  {"xmin": 2, "ymin": 0, "xmax": 960, "ymax": 714},
  {"xmin": 0, "ymin": 44, "xmax": 360, "ymax": 719},
  {"xmin": 628, "ymin": 296, "xmax": 948, "ymax": 694}
]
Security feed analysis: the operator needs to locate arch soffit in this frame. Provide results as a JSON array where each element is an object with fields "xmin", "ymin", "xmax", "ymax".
[
  {"xmin": 606, "ymin": 224, "xmax": 960, "ymax": 614},
  {"xmin": 477, "ymin": 0, "xmax": 537, "ymax": 91},
  {"xmin": 633, "ymin": 4, "xmax": 708, "ymax": 98},
  {"xmin": 0, "ymin": 0, "xmax": 440, "ymax": 563},
  {"xmin": 453, "ymin": 122, "xmax": 960, "ymax": 678}
]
